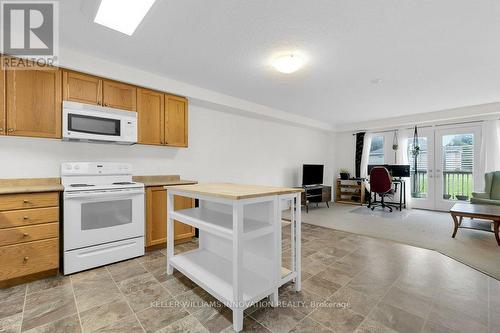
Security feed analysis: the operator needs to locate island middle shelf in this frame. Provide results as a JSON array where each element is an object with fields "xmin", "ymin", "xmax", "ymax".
[{"xmin": 170, "ymin": 206, "xmax": 274, "ymax": 240}]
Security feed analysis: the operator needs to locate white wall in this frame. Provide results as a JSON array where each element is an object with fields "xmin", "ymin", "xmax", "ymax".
[
  {"xmin": 332, "ymin": 132, "xmax": 356, "ymax": 177},
  {"xmin": 0, "ymin": 104, "xmax": 332, "ymax": 188}
]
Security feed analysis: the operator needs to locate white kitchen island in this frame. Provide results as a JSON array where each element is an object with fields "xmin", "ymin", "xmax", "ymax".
[{"xmin": 165, "ymin": 183, "xmax": 303, "ymax": 332}]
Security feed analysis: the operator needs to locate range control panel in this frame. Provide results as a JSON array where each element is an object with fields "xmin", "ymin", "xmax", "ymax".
[{"xmin": 61, "ymin": 162, "xmax": 132, "ymax": 176}]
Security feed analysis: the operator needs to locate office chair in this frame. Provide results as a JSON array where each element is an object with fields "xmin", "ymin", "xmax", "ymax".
[{"xmin": 369, "ymin": 166, "xmax": 397, "ymax": 212}]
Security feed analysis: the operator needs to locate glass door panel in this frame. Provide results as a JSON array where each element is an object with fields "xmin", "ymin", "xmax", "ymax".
[
  {"xmin": 435, "ymin": 126, "xmax": 481, "ymax": 210},
  {"xmin": 406, "ymin": 129, "xmax": 435, "ymax": 209}
]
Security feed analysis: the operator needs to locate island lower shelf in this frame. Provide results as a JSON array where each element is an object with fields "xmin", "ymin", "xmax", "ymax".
[{"xmin": 169, "ymin": 248, "xmax": 275, "ymax": 304}]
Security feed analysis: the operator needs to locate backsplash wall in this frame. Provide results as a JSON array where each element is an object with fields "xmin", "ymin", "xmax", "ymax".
[{"xmin": 0, "ymin": 105, "xmax": 333, "ymax": 188}]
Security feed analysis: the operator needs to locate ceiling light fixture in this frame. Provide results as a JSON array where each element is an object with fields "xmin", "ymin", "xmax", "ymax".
[
  {"xmin": 94, "ymin": 0, "xmax": 156, "ymax": 36},
  {"xmin": 272, "ymin": 53, "xmax": 306, "ymax": 74}
]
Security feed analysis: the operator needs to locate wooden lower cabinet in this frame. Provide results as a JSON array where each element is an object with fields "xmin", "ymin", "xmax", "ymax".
[
  {"xmin": 0, "ymin": 238, "xmax": 59, "ymax": 282},
  {"xmin": 0, "ymin": 222, "xmax": 58, "ymax": 246},
  {"xmin": 0, "ymin": 57, "xmax": 5, "ymax": 135},
  {"xmin": 173, "ymin": 195, "xmax": 196, "ymax": 240},
  {"xmin": 146, "ymin": 186, "xmax": 195, "ymax": 248},
  {"xmin": 0, "ymin": 192, "xmax": 59, "ymax": 211},
  {"xmin": 0, "ymin": 191, "xmax": 59, "ymax": 286}
]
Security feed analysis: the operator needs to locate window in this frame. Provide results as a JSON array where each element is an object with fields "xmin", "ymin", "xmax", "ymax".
[{"xmin": 369, "ymin": 136, "xmax": 385, "ymax": 164}]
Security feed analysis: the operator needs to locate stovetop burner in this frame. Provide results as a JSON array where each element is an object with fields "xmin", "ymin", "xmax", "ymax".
[
  {"xmin": 70, "ymin": 184, "xmax": 95, "ymax": 188},
  {"xmin": 112, "ymin": 182, "xmax": 135, "ymax": 185}
]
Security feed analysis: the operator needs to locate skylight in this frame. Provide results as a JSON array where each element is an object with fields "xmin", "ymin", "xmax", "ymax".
[{"xmin": 94, "ymin": 0, "xmax": 156, "ymax": 36}]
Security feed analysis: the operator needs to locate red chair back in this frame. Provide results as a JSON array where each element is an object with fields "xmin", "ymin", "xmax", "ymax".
[{"xmin": 370, "ymin": 167, "xmax": 392, "ymax": 194}]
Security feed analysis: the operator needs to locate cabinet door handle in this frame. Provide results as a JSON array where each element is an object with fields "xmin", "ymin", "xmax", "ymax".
[
  {"xmin": 23, "ymin": 216, "xmax": 29, "ymax": 220},
  {"xmin": 23, "ymin": 200, "xmax": 30, "ymax": 204},
  {"xmin": 23, "ymin": 256, "xmax": 29, "ymax": 263},
  {"xmin": 22, "ymin": 233, "xmax": 29, "ymax": 238},
  {"xmin": 7, "ymin": 128, "xmax": 14, "ymax": 133}
]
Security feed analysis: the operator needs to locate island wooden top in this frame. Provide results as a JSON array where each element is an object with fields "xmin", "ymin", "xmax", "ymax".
[
  {"xmin": 450, "ymin": 203, "xmax": 500, "ymax": 218},
  {"xmin": 164, "ymin": 183, "xmax": 304, "ymax": 200}
]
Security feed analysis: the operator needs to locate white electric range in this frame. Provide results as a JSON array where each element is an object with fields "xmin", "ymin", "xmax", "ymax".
[{"xmin": 61, "ymin": 162, "xmax": 145, "ymax": 275}]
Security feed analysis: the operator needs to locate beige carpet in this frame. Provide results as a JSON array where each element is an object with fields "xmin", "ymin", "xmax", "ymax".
[{"xmin": 296, "ymin": 203, "xmax": 500, "ymax": 280}]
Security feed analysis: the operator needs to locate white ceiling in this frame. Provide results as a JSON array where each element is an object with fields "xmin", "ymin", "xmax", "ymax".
[{"xmin": 60, "ymin": 0, "xmax": 500, "ymax": 127}]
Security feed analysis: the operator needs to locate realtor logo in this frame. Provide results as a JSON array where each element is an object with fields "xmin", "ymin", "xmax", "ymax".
[{"xmin": 1, "ymin": 1, "xmax": 59, "ymax": 68}]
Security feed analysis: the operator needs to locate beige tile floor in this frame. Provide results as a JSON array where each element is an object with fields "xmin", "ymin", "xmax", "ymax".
[{"xmin": 0, "ymin": 223, "xmax": 498, "ymax": 333}]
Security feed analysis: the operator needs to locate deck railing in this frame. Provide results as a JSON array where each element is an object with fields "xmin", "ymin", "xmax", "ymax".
[
  {"xmin": 410, "ymin": 170, "xmax": 473, "ymax": 200},
  {"xmin": 411, "ymin": 170, "xmax": 427, "ymax": 196},
  {"xmin": 442, "ymin": 170, "xmax": 473, "ymax": 199}
]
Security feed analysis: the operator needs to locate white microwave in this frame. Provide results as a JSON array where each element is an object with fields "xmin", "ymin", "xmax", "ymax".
[{"xmin": 62, "ymin": 101, "xmax": 137, "ymax": 145}]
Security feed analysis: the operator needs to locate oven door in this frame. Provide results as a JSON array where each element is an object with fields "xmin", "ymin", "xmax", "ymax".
[{"xmin": 64, "ymin": 188, "xmax": 145, "ymax": 251}]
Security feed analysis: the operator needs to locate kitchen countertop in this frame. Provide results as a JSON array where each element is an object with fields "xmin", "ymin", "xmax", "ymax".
[
  {"xmin": 164, "ymin": 183, "xmax": 304, "ymax": 200},
  {"xmin": 0, "ymin": 178, "xmax": 64, "ymax": 194},
  {"xmin": 132, "ymin": 175, "xmax": 197, "ymax": 187}
]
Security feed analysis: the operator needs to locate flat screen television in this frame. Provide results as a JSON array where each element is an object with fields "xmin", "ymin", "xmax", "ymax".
[{"xmin": 302, "ymin": 164, "xmax": 324, "ymax": 186}]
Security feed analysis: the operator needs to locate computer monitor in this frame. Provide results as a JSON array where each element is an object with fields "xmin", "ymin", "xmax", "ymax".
[{"xmin": 367, "ymin": 164, "xmax": 410, "ymax": 178}]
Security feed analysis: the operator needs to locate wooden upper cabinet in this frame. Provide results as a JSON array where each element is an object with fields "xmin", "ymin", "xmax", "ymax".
[
  {"xmin": 1, "ymin": 58, "xmax": 188, "ymax": 144},
  {"xmin": 0, "ymin": 57, "xmax": 5, "ymax": 136},
  {"xmin": 63, "ymin": 72, "xmax": 137, "ymax": 112},
  {"xmin": 102, "ymin": 80, "xmax": 136, "ymax": 111},
  {"xmin": 6, "ymin": 67, "xmax": 62, "ymax": 138},
  {"xmin": 62, "ymin": 71, "xmax": 102, "ymax": 105},
  {"xmin": 165, "ymin": 95, "xmax": 188, "ymax": 147},
  {"xmin": 137, "ymin": 88, "xmax": 164, "ymax": 145}
]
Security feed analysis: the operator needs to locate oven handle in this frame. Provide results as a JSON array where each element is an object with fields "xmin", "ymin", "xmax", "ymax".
[{"xmin": 65, "ymin": 188, "xmax": 144, "ymax": 199}]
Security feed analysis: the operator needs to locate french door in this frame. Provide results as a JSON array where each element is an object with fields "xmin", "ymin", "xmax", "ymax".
[{"xmin": 407, "ymin": 125, "xmax": 481, "ymax": 211}]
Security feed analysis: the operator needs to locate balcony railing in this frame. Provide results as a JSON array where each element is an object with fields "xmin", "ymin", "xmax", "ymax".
[
  {"xmin": 411, "ymin": 170, "xmax": 428, "ymax": 198},
  {"xmin": 410, "ymin": 170, "xmax": 473, "ymax": 200},
  {"xmin": 443, "ymin": 170, "xmax": 473, "ymax": 200}
]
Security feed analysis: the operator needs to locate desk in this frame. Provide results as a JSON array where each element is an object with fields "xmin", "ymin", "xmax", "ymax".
[{"xmin": 368, "ymin": 178, "xmax": 406, "ymax": 210}]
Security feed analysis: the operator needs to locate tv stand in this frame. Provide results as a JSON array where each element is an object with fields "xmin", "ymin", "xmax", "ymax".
[{"xmin": 301, "ymin": 185, "xmax": 331, "ymax": 213}]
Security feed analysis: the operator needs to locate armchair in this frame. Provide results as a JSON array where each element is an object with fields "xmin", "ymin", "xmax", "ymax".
[{"xmin": 471, "ymin": 171, "xmax": 500, "ymax": 205}]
